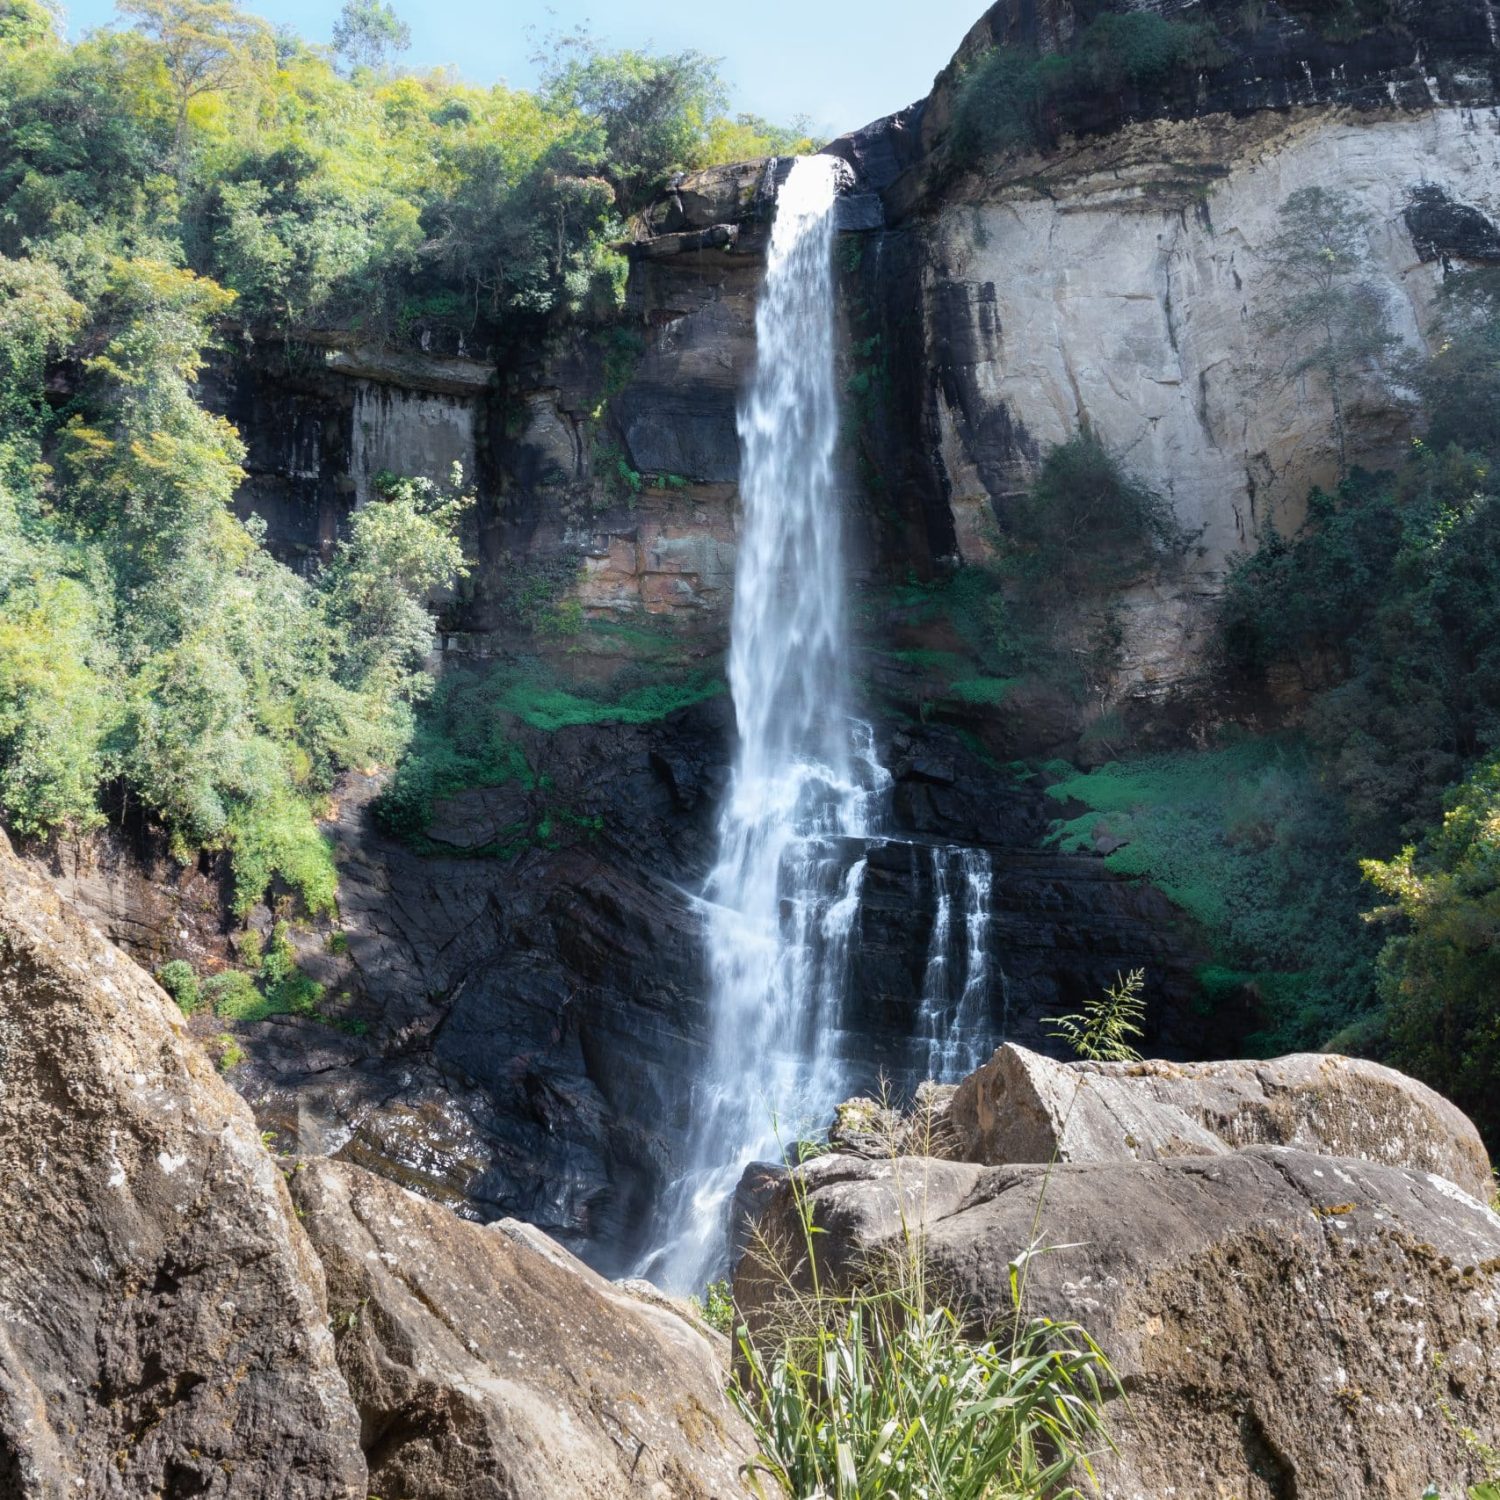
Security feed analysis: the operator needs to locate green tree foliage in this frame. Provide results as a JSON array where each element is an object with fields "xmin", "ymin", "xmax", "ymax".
[
  {"xmin": 331, "ymin": 0, "xmax": 409, "ymax": 74},
  {"xmin": 119, "ymin": 0, "xmax": 273, "ymax": 163},
  {"xmin": 539, "ymin": 33, "xmax": 726, "ymax": 207},
  {"xmin": 1364, "ymin": 758, "xmax": 1500, "ymax": 1145},
  {"xmin": 1220, "ymin": 266, "xmax": 1500, "ymax": 1134},
  {"xmin": 1222, "ymin": 451, "xmax": 1500, "ymax": 844},
  {"xmin": 1257, "ymin": 186, "xmax": 1399, "ymax": 476},
  {"xmin": 322, "ymin": 467, "xmax": 471, "ymax": 703},
  {"xmin": 0, "ymin": 252, "xmax": 467, "ymax": 911}
]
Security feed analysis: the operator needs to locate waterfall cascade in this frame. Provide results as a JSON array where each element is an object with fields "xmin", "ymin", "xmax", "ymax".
[
  {"xmin": 642, "ymin": 157, "xmax": 888, "ymax": 1290},
  {"xmin": 639, "ymin": 158, "xmax": 1008, "ymax": 1290},
  {"xmin": 916, "ymin": 845, "xmax": 996, "ymax": 1082}
]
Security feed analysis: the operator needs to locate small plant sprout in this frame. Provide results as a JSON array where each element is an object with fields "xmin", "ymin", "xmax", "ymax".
[{"xmin": 1047, "ymin": 968, "xmax": 1148, "ymax": 1063}]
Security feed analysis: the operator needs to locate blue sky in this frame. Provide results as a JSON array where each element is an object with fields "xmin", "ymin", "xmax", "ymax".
[{"xmin": 61, "ymin": 0, "xmax": 985, "ymax": 138}]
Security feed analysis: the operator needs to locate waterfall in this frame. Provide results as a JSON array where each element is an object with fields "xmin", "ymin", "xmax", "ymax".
[
  {"xmin": 642, "ymin": 156, "xmax": 888, "ymax": 1291},
  {"xmin": 917, "ymin": 846, "xmax": 996, "ymax": 1082}
]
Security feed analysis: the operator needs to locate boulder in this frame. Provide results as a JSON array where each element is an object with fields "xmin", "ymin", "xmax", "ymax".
[
  {"xmin": 736, "ymin": 1148, "xmax": 1500, "ymax": 1499},
  {"xmin": 0, "ymin": 831, "xmax": 366, "ymax": 1498},
  {"xmin": 289, "ymin": 1157, "xmax": 757, "ymax": 1499},
  {"xmin": 942, "ymin": 1044, "xmax": 1495, "ymax": 1200}
]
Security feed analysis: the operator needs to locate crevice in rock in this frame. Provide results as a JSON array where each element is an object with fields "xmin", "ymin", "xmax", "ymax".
[{"xmin": 1239, "ymin": 1404, "xmax": 1298, "ymax": 1499}]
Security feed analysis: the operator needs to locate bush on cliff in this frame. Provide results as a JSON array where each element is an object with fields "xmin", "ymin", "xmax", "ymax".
[
  {"xmin": 1004, "ymin": 431, "xmax": 1193, "ymax": 593},
  {"xmin": 950, "ymin": 12, "xmax": 1225, "ymax": 163},
  {"xmin": 1214, "ymin": 265, "xmax": 1500, "ymax": 1142},
  {"xmin": 0, "ymin": 254, "xmax": 469, "ymax": 913}
]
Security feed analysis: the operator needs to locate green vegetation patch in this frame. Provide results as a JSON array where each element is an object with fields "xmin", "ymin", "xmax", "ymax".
[
  {"xmin": 951, "ymin": 12, "xmax": 1227, "ymax": 162},
  {"xmin": 375, "ymin": 657, "xmax": 722, "ymax": 842},
  {"xmin": 1046, "ymin": 737, "xmax": 1379, "ymax": 1051}
]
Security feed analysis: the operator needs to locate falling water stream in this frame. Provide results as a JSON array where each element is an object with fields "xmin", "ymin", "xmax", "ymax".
[
  {"xmin": 916, "ymin": 846, "xmax": 995, "ymax": 1082},
  {"xmin": 639, "ymin": 157, "xmax": 1007, "ymax": 1290},
  {"xmin": 642, "ymin": 157, "xmax": 888, "ymax": 1290}
]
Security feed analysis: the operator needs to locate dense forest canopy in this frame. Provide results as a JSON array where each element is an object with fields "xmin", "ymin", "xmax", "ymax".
[{"xmin": 0, "ymin": 0, "xmax": 808, "ymax": 915}]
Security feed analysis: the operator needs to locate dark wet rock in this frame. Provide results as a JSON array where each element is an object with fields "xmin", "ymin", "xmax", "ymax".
[
  {"xmin": 849, "ymin": 838, "xmax": 1218, "ymax": 1071},
  {"xmin": 0, "ymin": 830, "xmax": 366, "ymax": 1498},
  {"xmin": 821, "ymin": 100, "xmax": 928, "ymax": 194},
  {"xmin": 1405, "ymin": 182, "xmax": 1500, "ymax": 267},
  {"xmin": 911, "ymin": 0, "xmax": 1500, "ymax": 179},
  {"xmin": 639, "ymin": 160, "xmax": 780, "ymax": 237},
  {"xmin": 736, "ymin": 1145, "xmax": 1500, "ymax": 1500},
  {"xmin": 290, "ymin": 1157, "xmax": 756, "ymax": 1499}
]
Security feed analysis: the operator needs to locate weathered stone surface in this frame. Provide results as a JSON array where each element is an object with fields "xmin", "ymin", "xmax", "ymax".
[
  {"xmin": 322, "ymin": 343, "xmax": 496, "ymax": 395},
  {"xmin": 914, "ymin": 0, "xmax": 1500, "ymax": 168},
  {"xmin": 639, "ymin": 160, "xmax": 776, "ymax": 237},
  {"xmin": 290, "ymin": 1157, "xmax": 756, "ymax": 1499},
  {"xmin": 943, "ymin": 1044, "xmax": 1495, "ymax": 1199},
  {"xmin": 871, "ymin": 107, "xmax": 1500, "ymax": 707},
  {"xmin": 737, "ymin": 1147, "xmax": 1500, "ymax": 1500},
  {"xmin": 0, "ymin": 830, "xmax": 366, "ymax": 1498}
]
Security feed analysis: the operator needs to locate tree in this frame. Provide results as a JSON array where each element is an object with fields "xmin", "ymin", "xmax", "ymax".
[
  {"xmin": 1258, "ymin": 186, "xmax": 1400, "ymax": 477},
  {"xmin": 321, "ymin": 468, "xmax": 471, "ymax": 701},
  {"xmin": 1364, "ymin": 755, "xmax": 1500, "ymax": 1145},
  {"xmin": 118, "ymin": 0, "xmax": 272, "ymax": 165},
  {"xmin": 331, "ymin": 0, "xmax": 410, "ymax": 74},
  {"xmin": 539, "ymin": 32, "xmax": 725, "ymax": 208}
]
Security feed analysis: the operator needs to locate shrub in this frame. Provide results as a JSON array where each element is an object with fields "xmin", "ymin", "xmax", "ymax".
[
  {"xmin": 950, "ymin": 13, "xmax": 1225, "ymax": 163},
  {"xmin": 733, "ymin": 1154, "xmax": 1116, "ymax": 1500},
  {"xmin": 1006, "ymin": 432, "xmax": 1191, "ymax": 593},
  {"xmin": 204, "ymin": 969, "xmax": 263, "ymax": 1021},
  {"xmin": 155, "ymin": 958, "xmax": 200, "ymax": 1015},
  {"xmin": 1046, "ymin": 738, "xmax": 1379, "ymax": 1051},
  {"xmin": 212, "ymin": 1032, "xmax": 246, "ymax": 1071},
  {"xmin": 1364, "ymin": 755, "xmax": 1500, "ymax": 1147}
]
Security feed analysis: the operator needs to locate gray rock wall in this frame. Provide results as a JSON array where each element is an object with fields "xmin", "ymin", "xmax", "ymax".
[{"xmin": 908, "ymin": 106, "xmax": 1500, "ymax": 695}]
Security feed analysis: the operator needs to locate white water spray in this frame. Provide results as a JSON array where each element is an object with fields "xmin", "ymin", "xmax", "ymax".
[{"xmin": 643, "ymin": 156, "xmax": 887, "ymax": 1290}]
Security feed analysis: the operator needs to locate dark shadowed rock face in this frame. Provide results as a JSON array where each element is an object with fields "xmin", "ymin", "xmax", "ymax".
[
  {"xmin": 289, "ymin": 1157, "xmax": 756, "ymax": 1500},
  {"xmin": 737, "ymin": 1146, "xmax": 1500, "ymax": 1500},
  {"xmin": 31, "ymin": 701, "xmax": 1217, "ymax": 1276},
  {"xmin": 0, "ymin": 830, "xmax": 366, "ymax": 1499},
  {"xmin": 903, "ymin": 0, "xmax": 1500, "ymax": 181}
]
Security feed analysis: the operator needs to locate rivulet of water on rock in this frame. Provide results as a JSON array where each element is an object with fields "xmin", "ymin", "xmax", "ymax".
[
  {"xmin": 916, "ymin": 845, "xmax": 995, "ymax": 1081},
  {"xmin": 642, "ymin": 156, "xmax": 888, "ymax": 1291}
]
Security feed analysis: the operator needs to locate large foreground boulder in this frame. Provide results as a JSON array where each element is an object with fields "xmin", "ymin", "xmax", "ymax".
[
  {"xmin": 941, "ymin": 1044, "xmax": 1495, "ymax": 1200},
  {"xmin": 737, "ymin": 1148, "xmax": 1500, "ymax": 1499},
  {"xmin": 0, "ymin": 831, "xmax": 366, "ymax": 1497},
  {"xmin": 290, "ymin": 1157, "xmax": 756, "ymax": 1499}
]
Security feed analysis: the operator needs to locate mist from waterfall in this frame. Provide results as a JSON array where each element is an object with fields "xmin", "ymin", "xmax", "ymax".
[{"xmin": 642, "ymin": 156, "xmax": 887, "ymax": 1292}]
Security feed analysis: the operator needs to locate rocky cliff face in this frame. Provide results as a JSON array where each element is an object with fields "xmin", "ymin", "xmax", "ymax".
[
  {"xmin": 0, "ymin": 829, "xmax": 366, "ymax": 1498},
  {"xmin": 812, "ymin": 0, "xmax": 1500, "ymax": 713},
  {"xmin": 0, "ymin": 828, "xmax": 757, "ymax": 1497},
  {"xmin": 739, "ymin": 1047, "xmax": 1500, "ymax": 1499}
]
